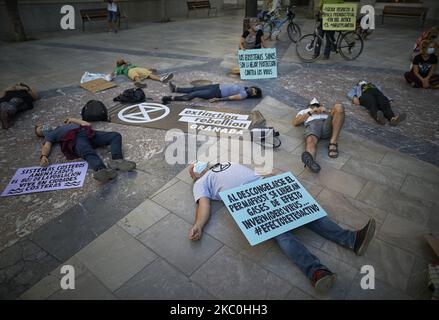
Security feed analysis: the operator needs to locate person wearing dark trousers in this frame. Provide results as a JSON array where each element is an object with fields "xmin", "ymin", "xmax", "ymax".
[
  {"xmin": 1, "ymin": 83, "xmax": 39, "ymax": 129},
  {"xmin": 162, "ymin": 82, "xmax": 262, "ymax": 103},
  {"xmin": 405, "ymin": 40, "xmax": 439, "ymax": 89},
  {"xmin": 35, "ymin": 118, "xmax": 136, "ymax": 183},
  {"xmin": 347, "ymin": 81, "xmax": 406, "ymax": 126}
]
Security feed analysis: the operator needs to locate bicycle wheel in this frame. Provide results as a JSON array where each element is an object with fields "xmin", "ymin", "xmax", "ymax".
[
  {"xmin": 287, "ymin": 22, "xmax": 301, "ymax": 43},
  {"xmin": 338, "ymin": 31, "xmax": 364, "ymax": 60},
  {"xmin": 296, "ymin": 33, "xmax": 323, "ymax": 62},
  {"xmin": 262, "ymin": 22, "xmax": 272, "ymax": 40}
]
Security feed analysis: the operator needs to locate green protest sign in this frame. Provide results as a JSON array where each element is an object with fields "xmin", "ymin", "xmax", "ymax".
[{"xmin": 322, "ymin": 3, "xmax": 357, "ymax": 31}]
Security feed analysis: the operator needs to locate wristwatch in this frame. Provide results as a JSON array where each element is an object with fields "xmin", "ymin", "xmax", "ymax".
[{"xmin": 308, "ymin": 111, "xmax": 312, "ymax": 116}]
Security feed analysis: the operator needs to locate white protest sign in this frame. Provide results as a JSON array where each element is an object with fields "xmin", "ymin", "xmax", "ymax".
[
  {"xmin": 238, "ymin": 48, "xmax": 278, "ymax": 80},
  {"xmin": 219, "ymin": 172, "xmax": 327, "ymax": 246},
  {"xmin": 1, "ymin": 162, "xmax": 88, "ymax": 197}
]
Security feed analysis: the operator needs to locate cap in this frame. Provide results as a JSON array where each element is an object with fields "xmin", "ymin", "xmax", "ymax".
[{"xmin": 309, "ymin": 98, "xmax": 320, "ymax": 106}]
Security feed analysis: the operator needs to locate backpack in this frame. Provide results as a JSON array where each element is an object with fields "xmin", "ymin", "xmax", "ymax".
[
  {"xmin": 113, "ymin": 88, "xmax": 146, "ymax": 103},
  {"xmin": 250, "ymin": 127, "xmax": 281, "ymax": 149},
  {"xmin": 81, "ymin": 100, "xmax": 109, "ymax": 122}
]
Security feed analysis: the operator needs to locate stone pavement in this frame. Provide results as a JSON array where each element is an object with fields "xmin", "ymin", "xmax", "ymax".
[{"xmin": 1, "ymin": 8, "xmax": 438, "ymax": 299}]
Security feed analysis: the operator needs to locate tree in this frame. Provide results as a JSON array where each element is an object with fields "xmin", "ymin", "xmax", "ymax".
[{"xmin": 5, "ymin": 0, "xmax": 27, "ymax": 41}]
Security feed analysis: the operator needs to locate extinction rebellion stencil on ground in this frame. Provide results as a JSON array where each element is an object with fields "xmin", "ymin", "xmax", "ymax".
[
  {"xmin": 220, "ymin": 172, "xmax": 327, "ymax": 246},
  {"xmin": 110, "ymin": 103, "xmax": 252, "ymax": 135},
  {"xmin": 1, "ymin": 162, "xmax": 88, "ymax": 197}
]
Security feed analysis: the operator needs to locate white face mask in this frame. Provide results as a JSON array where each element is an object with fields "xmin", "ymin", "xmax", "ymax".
[
  {"xmin": 427, "ymin": 47, "xmax": 435, "ymax": 55},
  {"xmin": 193, "ymin": 161, "xmax": 208, "ymax": 174}
]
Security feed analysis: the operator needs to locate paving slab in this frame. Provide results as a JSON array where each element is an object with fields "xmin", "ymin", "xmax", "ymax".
[
  {"xmin": 191, "ymin": 246, "xmax": 291, "ymax": 300},
  {"xmin": 346, "ymin": 274, "xmax": 412, "ymax": 300},
  {"xmin": 76, "ymin": 225, "xmax": 157, "ymax": 292},
  {"xmin": 115, "ymin": 258, "xmax": 213, "ymax": 300},
  {"xmin": 400, "ymin": 175, "xmax": 439, "ymax": 205},
  {"xmin": 137, "ymin": 214, "xmax": 222, "ymax": 276},
  {"xmin": 117, "ymin": 199, "xmax": 170, "ymax": 238}
]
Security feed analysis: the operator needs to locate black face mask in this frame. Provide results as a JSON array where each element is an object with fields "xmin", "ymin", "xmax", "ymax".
[{"xmin": 245, "ymin": 88, "xmax": 253, "ymax": 96}]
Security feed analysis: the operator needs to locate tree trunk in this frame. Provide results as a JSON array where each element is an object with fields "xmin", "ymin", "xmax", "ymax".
[{"xmin": 5, "ymin": 0, "xmax": 27, "ymax": 41}]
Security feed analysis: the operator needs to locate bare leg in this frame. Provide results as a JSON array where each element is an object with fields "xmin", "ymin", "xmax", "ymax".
[
  {"xmin": 329, "ymin": 103, "xmax": 344, "ymax": 145},
  {"xmin": 305, "ymin": 135, "xmax": 318, "ymax": 160},
  {"xmin": 149, "ymin": 74, "xmax": 162, "ymax": 82}
]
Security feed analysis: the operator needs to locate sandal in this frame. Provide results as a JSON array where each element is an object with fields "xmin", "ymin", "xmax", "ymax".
[
  {"xmin": 301, "ymin": 151, "xmax": 321, "ymax": 173},
  {"xmin": 328, "ymin": 143, "xmax": 339, "ymax": 158}
]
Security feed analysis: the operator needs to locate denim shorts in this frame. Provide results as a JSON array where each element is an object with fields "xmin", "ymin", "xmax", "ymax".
[
  {"xmin": 305, "ymin": 116, "xmax": 333, "ymax": 140},
  {"xmin": 108, "ymin": 10, "xmax": 118, "ymax": 22}
]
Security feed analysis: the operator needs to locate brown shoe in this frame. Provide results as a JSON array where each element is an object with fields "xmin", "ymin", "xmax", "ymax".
[{"xmin": 390, "ymin": 113, "xmax": 407, "ymax": 126}]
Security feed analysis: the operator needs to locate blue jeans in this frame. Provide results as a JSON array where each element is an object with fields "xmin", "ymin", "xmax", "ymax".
[
  {"xmin": 74, "ymin": 129, "xmax": 123, "ymax": 171},
  {"xmin": 174, "ymin": 84, "xmax": 221, "ymax": 101},
  {"xmin": 275, "ymin": 216, "xmax": 356, "ymax": 279}
]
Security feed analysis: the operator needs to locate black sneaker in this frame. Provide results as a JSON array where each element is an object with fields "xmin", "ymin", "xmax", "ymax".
[
  {"xmin": 93, "ymin": 168, "xmax": 117, "ymax": 183},
  {"xmin": 301, "ymin": 151, "xmax": 321, "ymax": 173},
  {"xmin": 354, "ymin": 218, "xmax": 376, "ymax": 256},
  {"xmin": 108, "ymin": 159, "xmax": 136, "ymax": 172},
  {"xmin": 311, "ymin": 269, "xmax": 337, "ymax": 292},
  {"xmin": 160, "ymin": 73, "xmax": 174, "ymax": 83},
  {"xmin": 169, "ymin": 81, "xmax": 176, "ymax": 93},
  {"xmin": 162, "ymin": 96, "xmax": 173, "ymax": 104},
  {"xmin": 0, "ymin": 107, "xmax": 11, "ymax": 129}
]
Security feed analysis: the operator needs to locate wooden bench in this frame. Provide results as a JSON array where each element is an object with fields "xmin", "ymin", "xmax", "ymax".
[
  {"xmin": 187, "ymin": 1, "xmax": 218, "ymax": 18},
  {"xmin": 80, "ymin": 8, "xmax": 128, "ymax": 31},
  {"xmin": 381, "ymin": 5, "xmax": 428, "ymax": 27}
]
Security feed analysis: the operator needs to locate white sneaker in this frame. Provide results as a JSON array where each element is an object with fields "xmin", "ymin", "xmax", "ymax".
[{"xmin": 160, "ymin": 73, "xmax": 174, "ymax": 83}]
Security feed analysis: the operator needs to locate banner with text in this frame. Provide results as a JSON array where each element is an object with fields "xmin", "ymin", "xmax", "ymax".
[
  {"xmin": 1, "ymin": 162, "xmax": 88, "ymax": 197},
  {"xmin": 238, "ymin": 48, "xmax": 277, "ymax": 80},
  {"xmin": 322, "ymin": 3, "xmax": 357, "ymax": 31},
  {"xmin": 219, "ymin": 172, "xmax": 327, "ymax": 246}
]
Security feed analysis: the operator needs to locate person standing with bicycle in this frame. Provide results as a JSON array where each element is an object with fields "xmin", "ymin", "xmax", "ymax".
[{"xmin": 315, "ymin": 0, "xmax": 344, "ymax": 60}]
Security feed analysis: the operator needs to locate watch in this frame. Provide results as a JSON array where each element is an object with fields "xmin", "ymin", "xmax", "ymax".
[{"xmin": 308, "ymin": 111, "xmax": 312, "ymax": 116}]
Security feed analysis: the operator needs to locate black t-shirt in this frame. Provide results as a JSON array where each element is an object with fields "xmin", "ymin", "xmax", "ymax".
[
  {"xmin": 0, "ymin": 90, "xmax": 34, "ymax": 108},
  {"xmin": 412, "ymin": 54, "xmax": 438, "ymax": 78},
  {"xmin": 242, "ymin": 29, "xmax": 263, "ymax": 49}
]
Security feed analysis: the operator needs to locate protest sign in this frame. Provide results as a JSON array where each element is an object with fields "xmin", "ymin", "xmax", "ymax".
[
  {"xmin": 238, "ymin": 48, "xmax": 277, "ymax": 80},
  {"xmin": 219, "ymin": 172, "xmax": 327, "ymax": 246},
  {"xmin": 178, "ymin": 108, "xmax": 252, "ymax": 132},
  {"xmin": 1, "ymin": 162, "xmax": 88, "ymax": 197},
  {"xmin": 322, "ymin": 3, "xmax": 357, "ymax": 31}
]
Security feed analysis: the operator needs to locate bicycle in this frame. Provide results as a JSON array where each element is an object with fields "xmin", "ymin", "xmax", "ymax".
[
  {"xmin": 295, "ymin": 19, "xmax": 364, "ymax": 62},
  {"xmin": 258, "ymin": 6, "xmax": 301, "ymax": 43}
]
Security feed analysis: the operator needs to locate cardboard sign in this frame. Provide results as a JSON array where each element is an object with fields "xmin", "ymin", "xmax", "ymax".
[
  {"xmin": 1, "ymin": 162, "xmax": 88, "ymax": 197},
  {"xmin": 238, "ymin": 48, "xmax": 277, "ymax": 80},
  {"xmin": 219, "ymin": 172, "xmax": 327, "ymax": 246},
  {"xmin": 80, "ymin": 78, "xmax": 116, "ymax": 93},
  {"xmin": 322, "ymin": 3, "xmax": 357, "ymax": 31}
]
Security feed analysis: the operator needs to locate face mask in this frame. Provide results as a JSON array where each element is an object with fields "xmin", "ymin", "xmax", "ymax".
[
  {"xmin": 41, "ymin": 124, "xmax": 53, "ymax": 136},
  {"xmin": 427, "ymin": 47, "xmax": 435, "ymax": 55},
  {"xmin": 193, "ymin": 161, "xmax": 208, "ymax": 174},
  {"xmin": 255, "ymin": 25, "xmax": 262, "ymax": 31}
]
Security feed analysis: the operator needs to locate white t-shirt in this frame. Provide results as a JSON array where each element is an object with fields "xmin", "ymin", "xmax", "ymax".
[
  {"xmin": 296, "ymin": 108, "xmax": 328, "ymax": 126},
  {"xmin": 108, "ymin": 1, "xmax": 118, "ymax": 12},
  {"xmin": 193, "ymin": 163, "xmax": 261, "ymax": 202}
]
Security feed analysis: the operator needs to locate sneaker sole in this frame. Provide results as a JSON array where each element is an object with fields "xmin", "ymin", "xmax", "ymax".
[
  {"xmin": 390, "ymin": 113, "xmax": 407, "ymax": 126},
  {"xmin": 315, "ymin": 273, "xmax": 337, "ymax": 292},
  {"xmin": 356, "ymin": 219, "xmax": 376, "ymax": 256}
]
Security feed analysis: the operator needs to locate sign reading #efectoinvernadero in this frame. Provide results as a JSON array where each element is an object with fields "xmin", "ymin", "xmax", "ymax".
[
  {"xmin": 238, "ymin": 48, "xmax": 277, "ymax": 80},
  {"xmin": 1, "ymin": 162, "xmax": 88, "ymax": 197},
  {"xmin": 219, "ymin": 172, "xmax": 327, "ymax": 246}
]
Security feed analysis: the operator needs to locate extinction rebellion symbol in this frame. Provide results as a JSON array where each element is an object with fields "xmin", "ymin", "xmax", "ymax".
[{"xmin": 118, "ymin": 103, "xmax": 170, "ymax": 123}]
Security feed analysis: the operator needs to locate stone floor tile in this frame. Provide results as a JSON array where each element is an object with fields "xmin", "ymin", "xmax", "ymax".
[
  {"xmin": 117, "ymin": 199, "xmax": 170, "ymax": 237},
  {"xmin": 400, "ymin": 175, "xmax": 439, "ymax": 205},
  {"xmin": 341, "ymin": 158, "xmax": 406, "ymax": 190},
  {"xmin": 137, "ymin": 214, "xmax": 222, "ymax": 276},
  {"xmin": 273, "ymin": 150, "xmax": 306, "ymax": 176},
  {"xmin": 76, "ymin": 225, "xmax": 157, "ymax": 291},
  {"xmin": 115, "ymin": 259, "xmax": 214, "ymax": 300},
  {"xmin": 191, "ymin": 246, "xmax": 291, "ymax": 299},
  {"xmin": 284, "ymin": 286, "xmax": 315, "ymax": 300},
  {"xmin": 346, "ymin": 274, "xmax": 412, "ymax": 300}
]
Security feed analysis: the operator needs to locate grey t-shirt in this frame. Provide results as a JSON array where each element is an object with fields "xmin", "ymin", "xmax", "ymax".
[
  {"xmin": 219, "ymin": 84, "xmax": 248, "ymax": 99},
  {"xmin": 193, "ymin": 163, "xmax": 261, "ymax": 202},
  {"xmin": 44, "ymin": 124, "xmax": 79, "ymax": 143}
]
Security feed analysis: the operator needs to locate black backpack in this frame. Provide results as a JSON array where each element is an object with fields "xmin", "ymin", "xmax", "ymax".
[
  {"xmin": 113, "ymin": 88, "xmax": 146, "ymax": 103},
  {"xmin": 81, "ymin": 100, "xmax": 109, "ymax": 122}
]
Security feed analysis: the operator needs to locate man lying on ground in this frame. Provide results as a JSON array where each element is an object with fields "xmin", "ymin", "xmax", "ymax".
[
  {"xmin": 347, "ymin": 80, "xmax": 406, "ymax": 125},
  {"xmin": 1, "ymin": 83, "xmax": 39, "ymax": 129},
  {"xmin": 188, "ymin": 161, "xmax": 376, "ymax": 292},
  {"xmin": 162, "ymin": 82, "xmax": 262, "ymax": 104},
  {"xmin": 292, "ymin": 98, "xmax": 344, "ymax": 174},
  {"xmin": 35, "ymin": 118, "xmax": 136, "ymax": 183},
  {"xmin": 112, "ymin": 59, "xmax": 173, "ymax": 88}
]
